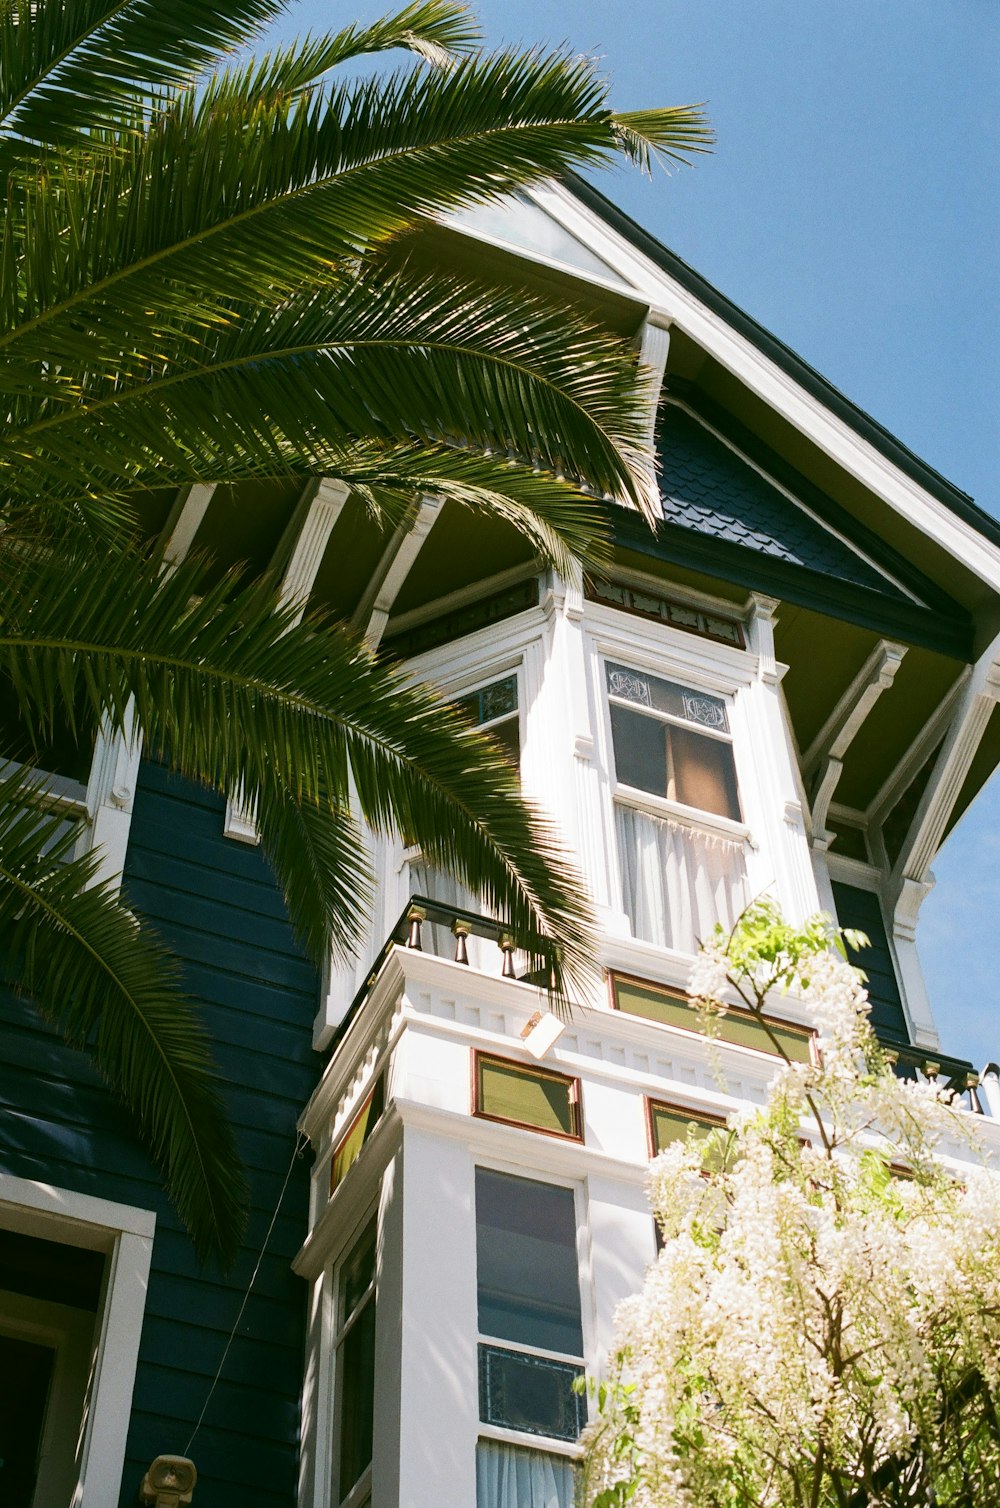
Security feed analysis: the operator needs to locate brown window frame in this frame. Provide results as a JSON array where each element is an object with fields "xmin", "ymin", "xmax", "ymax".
[
  {"xmin": 471, "ymin": 1050, "xmax": 583, "ymax": 1143},
  {"xmin": 610, "ymin": 971, "xmax": 815, "ymax": 1064},
  {"xmin": 645, "ymin": 1096, "xmax": 727, "ymax": 1160},
  {"xmin": 330, "ymin": 1076, "xmax": 385, "ymax": 1198}
]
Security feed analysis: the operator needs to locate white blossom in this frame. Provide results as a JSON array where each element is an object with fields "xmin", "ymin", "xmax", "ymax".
[{"xmin": 581, "ymin": 903, "xmax": 1000, "ymax": 1508}]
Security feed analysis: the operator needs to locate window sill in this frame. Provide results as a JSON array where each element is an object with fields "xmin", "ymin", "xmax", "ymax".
[
  {"xmin": 613, "ymin": 786, "xmax": 750, "ymax": 845},
  {"xmin": 477, "ymin": 1423, "xmax": 583, "ymax": 1459}
]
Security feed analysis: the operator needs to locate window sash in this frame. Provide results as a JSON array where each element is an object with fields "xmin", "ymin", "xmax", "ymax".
[
  {"xmin": 612, "ymin": 974, "xmax": 814, "ymax": 1063},
  {"xmin": 473, "ymin": 1053, "xmax": 581, "ymax": 1141}
]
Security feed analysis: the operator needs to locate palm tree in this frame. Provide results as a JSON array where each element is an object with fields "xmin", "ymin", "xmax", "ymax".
[{"xmin": 0, "ymin": 0, "xmax": 710, "ymax": 1263}]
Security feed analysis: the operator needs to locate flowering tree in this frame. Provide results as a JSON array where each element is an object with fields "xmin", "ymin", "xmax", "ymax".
[{"xmin": 581, "ymin": 901, "xmax": 1000, "ymax": 1508}]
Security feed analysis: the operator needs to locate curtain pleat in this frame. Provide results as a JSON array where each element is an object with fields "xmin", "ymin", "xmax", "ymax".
[
  {"xmin": 616, "ymin": 803, "xmax": 748, "ymax": 953},
  {"xmin": 476, "ymin": 1440, "xmax": 576, "ymax": 1508}
]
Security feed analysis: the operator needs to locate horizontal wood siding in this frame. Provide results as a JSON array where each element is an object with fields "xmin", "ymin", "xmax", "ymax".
[
  {"xmin": 831, "ymin": 881, "xmax": 910, "ymax": 1045},
  {"xmin": 0, "ymin": 763, "xmax": 321, "ymax": 1505}
]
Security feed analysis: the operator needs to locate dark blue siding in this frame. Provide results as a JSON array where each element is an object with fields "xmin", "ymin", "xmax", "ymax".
[
  {"xmin": 0, "ymin": 762, "xmax": 321, "ymax": 1505},
  {"xmin": 831, "ymin": 881, "xmax": 910, "ymax": 1045}
]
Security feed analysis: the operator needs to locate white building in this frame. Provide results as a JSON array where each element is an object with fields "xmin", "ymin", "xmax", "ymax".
[{"xmin": 283, "ymin": 182, "xmax": 1000, "ymax": 1508}]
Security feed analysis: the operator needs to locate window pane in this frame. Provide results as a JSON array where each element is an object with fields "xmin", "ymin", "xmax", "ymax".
[
  {"xmin": 459, "ymin": 675, "xmax": 518, "ymax": 726},
  {"xmin": 475, "ymin": 1170, "xmax": 583, "ymax": 1356},
  {"xmin": 337, "ymin": 1296, "xmax": 376, "ymax": 1501},
  {"xmin": 606, "ymin": 663, "xmax": 729, "ymax": 733},
  {"xmin": 331, "ymin": 1078, "xmax": 385, "ymax": 1195},
  {"xmin": 341, "ymin": 1220, "xmax": 376, "ymax": 1323},
  {"xmin": 610, "ymin": 703, "xmax": 668, "ymax": 796},
  {"xmin": 478, "ymin": 1345, "xmax": 585, "ymax": 1441},
  {"xmin": 613, "ymin": 976, "xmax": 814, "ymax": 1063},
  {"xmin": 649, "ymin": 1101, "xmax": 725, "ymax": 1153},
  {"xmin": 476, "ymin": 1440, "xmax": 577, "ymax": 1508},
  {"xmin": 670, "ymin": 725, "xmax": 741, "ymax": 820},
  {"xmin": 490, "ymin": 716, "xmax": 521, "ymax": 765},
  {"xmin": 476, "ymin": 1056, "xmax": 579, "ymax": 1138}
]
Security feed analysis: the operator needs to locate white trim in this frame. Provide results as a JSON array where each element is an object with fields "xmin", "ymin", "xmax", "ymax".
[
  {"xmin": 159, "ymin": 483, "xmax": 216, "ymax": 569},
  {"xmin": 75, "ymin": 701, "xmax": 143, "ymax": 893},
  {"xmin": 528, "ymin": 180, "xmax": 1000, "ymax": 600},
  {"xmin": 281, "ymin": 478, "xmax": 351, "ymax": 625},
  {"xmin": 354, "ymin": 495, "xmax": 445, "ymax": 647},
  {"xmin": 0, "ymin": 1175, "xmax": 155, "ymax": 1508},
  {"xmin": 584, "ymin": 599, "xmax": 758, "ymax": 692},
  {"xmin": 802, "ymin": 639, "xmax": 907, "ymax": 841},
  {"xmin": 890, "ymin": 630, "xmax": 1000, "ymax": 891}
]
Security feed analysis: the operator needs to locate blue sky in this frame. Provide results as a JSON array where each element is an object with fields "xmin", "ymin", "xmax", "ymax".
[{"xmin": 275, "ymin": 1, "xmax": 999, "ymax": 1067}]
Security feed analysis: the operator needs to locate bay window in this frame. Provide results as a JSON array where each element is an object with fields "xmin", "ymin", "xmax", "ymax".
[{"xmin": 605, "ymin": 661, "xmax": 749, "ymax": 954}]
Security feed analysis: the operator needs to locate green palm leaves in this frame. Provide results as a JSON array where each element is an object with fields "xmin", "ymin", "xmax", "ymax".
[{"xmin": 0, "ymin": 0, "xmax": 711, "ymax": 1262}]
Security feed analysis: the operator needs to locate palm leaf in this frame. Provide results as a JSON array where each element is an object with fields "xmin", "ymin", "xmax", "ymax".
[
  {"xmin": 203, "ymin": 1, "xmax": 482, "ymax": 102},
  {"xmin": 3, "ymin": 267, "xmax": 659, "ymax": 531},
  {"xmin": 0, "ymin": 765, "xmax": 247, "ymax": 1264},
  {"xmin": 0, "ymin": 48, "xmax": 709, "ymax": 373},
  {"xmin": 0, "ymin": 540, "xmax": 597, "ymax": 994},
  {"xmin": 0, "ymin": 0, "xmax": 285, "ymax": 155}
]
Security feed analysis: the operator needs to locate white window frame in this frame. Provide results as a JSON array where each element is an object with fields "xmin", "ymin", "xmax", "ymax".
[
  {"xmin": 473, "ymin": 1161, "xmax": 591, "ymax": 1460},
  {"xmin": 583, "ymin": 600, "xmax": 762, "ymax": 953},
  {"xmin": 603, "ymin": 658, "xmax": 747, "ymax": 843},
  {"xmin": 0, "ymin": 1173, "xmax": 155, "ymax": 1508},
  {"xmin": 327, "ymin": 1205, "xmax": 380, "ymax": 1508}
]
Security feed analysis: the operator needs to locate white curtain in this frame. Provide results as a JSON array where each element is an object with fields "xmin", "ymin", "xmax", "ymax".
[
  {"xmin": 476, "ymin": 1441, "xmax": 576, "ymax": 1508},
  {"xmin": 615, "ymin": 803, "xmax": 748, "ymax": 954}
]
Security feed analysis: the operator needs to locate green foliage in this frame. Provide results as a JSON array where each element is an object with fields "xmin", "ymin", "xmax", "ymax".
[
  {"xmin": 1, "ymin": 0, "xmax": 711, "ymax": 1260},
  {"xmin": 707, "ymin": 896, "xmax": 869, "ymax": 1000}
]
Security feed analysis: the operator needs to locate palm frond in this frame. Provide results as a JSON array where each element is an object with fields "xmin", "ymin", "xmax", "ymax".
[
  {"xmin": 0, "ymin": 0, "xmax": 286, "ymax": 154},
  {"xmin": 0, "ymin": 764, "xmax": 247, "ymax": 1264},
  {"xmin": 203, "ymin": 1, "xmax": 482, "ymax": 103},
  {"xmin": 0, "ymin": 48, "xmax": 708, "ymax": 372},
  {"xmin": 2, "ymin": 267, "xmax": 658, "ymax": 528},
  {"xmin": 612, "ymin": 106, "xmax": 715, "ymax": 173},
  {"xmin": 0, "ymin": 541, "xmax": 597, "ymax": 996},
  {"xmin": 253, "ymin": 771, "xmax": 373, "ymax": 964}
]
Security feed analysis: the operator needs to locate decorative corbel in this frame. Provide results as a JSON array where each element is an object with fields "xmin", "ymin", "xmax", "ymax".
[{"xmin": 802, "ymin": 640, "xmax": 907, "ymax": 845}]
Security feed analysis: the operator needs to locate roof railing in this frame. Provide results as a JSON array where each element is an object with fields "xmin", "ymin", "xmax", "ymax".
[{"xmin": 331, "ymin": 897, "xmax": 997, "ymax": 1119}]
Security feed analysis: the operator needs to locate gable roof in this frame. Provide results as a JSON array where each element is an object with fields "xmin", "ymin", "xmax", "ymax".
[
  {"xmin": 566, "ymin": 174, "xmax": 1000, "ymax": 552},
  {"xmin": 658, "ymin": 405, "xmax": 911, "ymax": 602}
]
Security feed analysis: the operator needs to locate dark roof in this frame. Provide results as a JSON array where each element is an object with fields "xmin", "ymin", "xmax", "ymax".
[
  {"xmin": 659, "ymin": 406, "xmax": 909, "ymax": 601},
  {"xmin": 568, "ymin": 175, "xmax": 1000, "ymax": 551}
]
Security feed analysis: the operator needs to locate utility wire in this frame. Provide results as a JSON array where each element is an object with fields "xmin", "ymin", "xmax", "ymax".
[{"xmin": 184, "ymin": 1130, "xmax": 307, "ymax": 1457}]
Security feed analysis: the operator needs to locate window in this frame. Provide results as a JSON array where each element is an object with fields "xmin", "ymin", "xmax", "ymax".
[
  {"xmin": 475, "ymin": 1169, "xmax": 586, "ymax": 1444},
  {"xmin": 473, "ymin": 1054, "xmax": 581, "ymax": 1140},
  {"xmin": 605, "ymin": 661, "xmax": 749, "ymax": 953},
  {"xmin": 332, "ymin": 1219, "xmax": 377, "ymax": 1508},
  {"xmin": 647, "ymin": 1098, "xmax": 727, "ymax": 1157},
  {"xmin": 457, "ymin": 674, "xmax": 520, "ymax": 765},
  {"xmin": 409, "ymin": 673, "xmax": 520, "ymax": 958},
  {"xmin": 613, "ymin": 974, "xmax": 814, "ymax": 1063},
  {"xmin": 330, "ymin": 1077, "xmax": 385, "ymax": 1197},
  {"xmin": 0, "ymin": 1175, "xmax": 154, "ymax": 1508}
]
